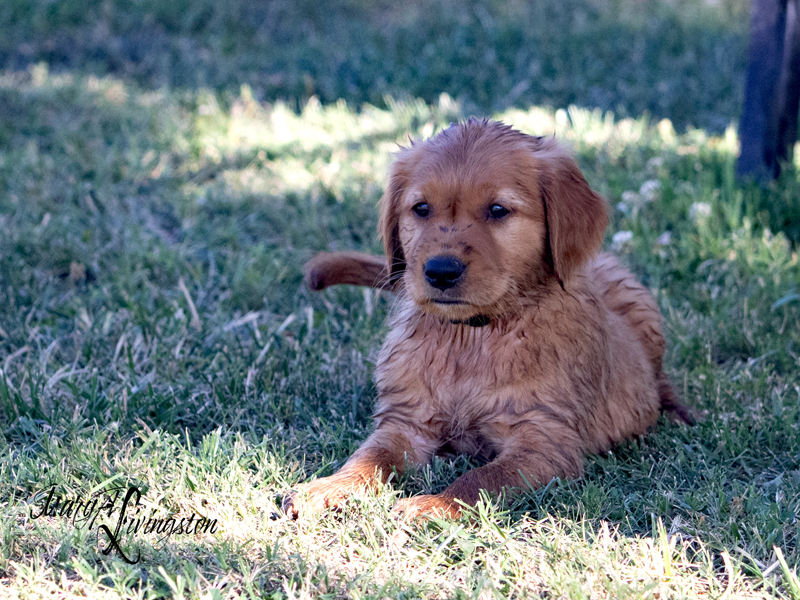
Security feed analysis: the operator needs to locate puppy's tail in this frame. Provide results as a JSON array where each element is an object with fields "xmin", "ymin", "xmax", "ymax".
[
  {"xmin": 657, "ymin": 372, "xmax": 695, "ymax": 425},
  {"xmin": 304, "ymin": 251, "xmax": 396, "ymax": 292}
]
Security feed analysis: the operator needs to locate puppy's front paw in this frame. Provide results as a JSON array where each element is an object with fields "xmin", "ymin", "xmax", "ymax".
[
  {"xmin": 282, "ymin": 485, "xmax": 323, "ymax": 520},
  {"xmin": 282, "ymin": 477, "xmax": 356, "ymax": 519},
  {"xmin": 394, "ymin": 494, "xmax": 462, "ymax": 519}
]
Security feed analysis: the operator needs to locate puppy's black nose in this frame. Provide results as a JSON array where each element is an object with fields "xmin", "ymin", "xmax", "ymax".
[{"xmin": 424, "ymin": 256, "xmax": 466, "ymax": 290}]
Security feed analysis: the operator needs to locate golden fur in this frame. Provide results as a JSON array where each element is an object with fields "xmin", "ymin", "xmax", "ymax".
[{"xmin": 284, "ymin": 119, "xmax": 691, "ymax": 519}]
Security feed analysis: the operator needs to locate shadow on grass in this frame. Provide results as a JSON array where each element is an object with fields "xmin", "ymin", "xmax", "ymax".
[{"xmin": 2, "ymin": 0, "xmax": 747, "ymax": 132}]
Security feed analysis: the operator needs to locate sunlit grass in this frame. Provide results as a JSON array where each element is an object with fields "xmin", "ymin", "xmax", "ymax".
[{"xmin": 0, "ymin": 59, "xmax": 799, "ymax": 599}]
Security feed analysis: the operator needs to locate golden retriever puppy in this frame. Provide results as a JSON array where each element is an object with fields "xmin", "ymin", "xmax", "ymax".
[{"xmin": 285, "ymin": 119, "xmax": 691, "ymax": 519}]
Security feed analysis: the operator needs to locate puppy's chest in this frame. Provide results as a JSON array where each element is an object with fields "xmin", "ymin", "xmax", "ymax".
[{"xmin": 376, "ymin": 320, "xmax": 531, "ymax": 435}]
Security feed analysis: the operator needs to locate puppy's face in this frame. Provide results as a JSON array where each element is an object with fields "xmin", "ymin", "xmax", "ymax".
[
  {"xmin": 380, "ymin": 120, "xmax": 608, "ymax": 321},
  {"xmin": 396, "ymin": 150, "xmax": 548, "ymax": 320}
]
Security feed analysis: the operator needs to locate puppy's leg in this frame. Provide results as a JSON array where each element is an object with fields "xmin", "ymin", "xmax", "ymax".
[
  {"xmin": 657, "ymin": 372, "xmax": 696, "ymax": 424},
  {"xmin": 304, "ymin": 251, "xmax": 394, "ymax": 291},
  {"xmin": 283, "ymin": 425, "xmax": 433, "ymax": 518},
  {"xmin": 395, "ymin": 424, "xmax": 583, "ymax": 518}
]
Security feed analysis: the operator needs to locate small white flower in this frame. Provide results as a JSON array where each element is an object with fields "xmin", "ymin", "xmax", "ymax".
[
  {"xmin": 646, "ymin": 156, "xmax": 664, "ymax": 175},
  {"xmin": 690, "ymin": 202, "xmax": 712, "ymax": 220},
  {"xmin": 611, "ymin": 230, "xmax": 634, "ymax": 251},
  {"xmin": 639, "ymin": 180, "xmax": 661, "ymax": 202},
  {"xmin": 616, "ymin": 201, "xmax": 629, "ymax": 214},
  {"xmin": 621, "ymin": 190, "xmax": 640, "ymax": 204},
  {"xmin": 656, "ymin": 231, "xmax": 671, "ymax": 245}
]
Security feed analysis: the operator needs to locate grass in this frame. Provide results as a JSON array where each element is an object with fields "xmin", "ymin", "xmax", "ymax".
[
  {"xmin": 1, "ymin": 0, "xmax": 748, "ymax": 132},
  {"xmin": 1, "ymin": 0, "xmax": 800, "ymax": 598}
]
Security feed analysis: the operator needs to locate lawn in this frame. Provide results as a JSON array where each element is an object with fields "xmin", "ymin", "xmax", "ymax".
[{"xmin": 1, "ymin": 0, "xmax": 799, "ymax": 598}]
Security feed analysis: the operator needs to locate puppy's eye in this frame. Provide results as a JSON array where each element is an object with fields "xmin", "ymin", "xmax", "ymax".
[
  {"xmin": 412, "ymin": 202, "xmax": 429, "ymax": 217},
  {"xmin": 489, "ymin": 204, "xmax": 510, "ymax": 219}
]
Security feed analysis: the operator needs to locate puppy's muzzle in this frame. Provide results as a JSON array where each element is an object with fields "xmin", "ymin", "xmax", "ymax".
[{"xmin": 424, "ymin": 256, "xmax": 466, "ymax": 291}]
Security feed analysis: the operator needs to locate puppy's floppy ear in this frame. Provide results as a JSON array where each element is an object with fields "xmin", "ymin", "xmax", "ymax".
[
  {"xmin": 378, "ymin": 147, "xmax": 417, "ymax": 285},
  {"xmin": 536, "ymin": 144, "xmax": 608, "ymax": 284}
]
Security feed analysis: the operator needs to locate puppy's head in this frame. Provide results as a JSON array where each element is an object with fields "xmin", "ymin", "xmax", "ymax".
[{"xmin": 379, "ymin": 119, "xmax": 608, "ymax": 320}]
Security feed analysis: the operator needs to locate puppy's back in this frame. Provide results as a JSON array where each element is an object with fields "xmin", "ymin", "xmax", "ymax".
[
  {"xmin": 591, "ymin": 255, "xmax": 665, "ymax": 369},
  {"xmin": 590, "ymin": 254, "xmax": 693, "ymax": 424}
]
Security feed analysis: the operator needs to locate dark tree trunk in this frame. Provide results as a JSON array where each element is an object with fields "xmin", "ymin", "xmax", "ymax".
[
  {"xmin": 737, "ymin": 0, "xmax": 800, "ymax": 181},
  {"xmin": 777, "ymin": 0, "xmax": 800, "ymax": 161}
]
